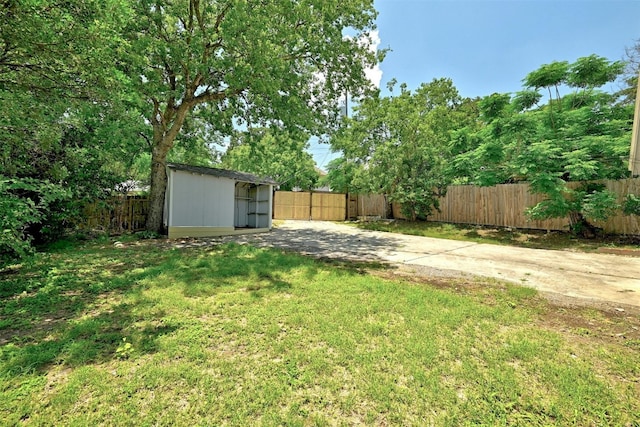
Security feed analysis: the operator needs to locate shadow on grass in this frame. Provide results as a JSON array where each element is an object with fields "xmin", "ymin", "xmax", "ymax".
[
  {"xmin": 1, "ymin": 241, "xmax": 376, "ymax": 374},
  {"xmin": 1, "ymin": 302, "xmax": 179, "ymax": 375},
  {"xmin": 219, "ymin": 224, "xmax": 405, "ymax": 264},
  {"xmin": 157, "ymin": 243, "xmax": 317, "ymax": 295},
  {"xmin": 0, "ymin": 243, "xmax": 186, "ymax": 374}
]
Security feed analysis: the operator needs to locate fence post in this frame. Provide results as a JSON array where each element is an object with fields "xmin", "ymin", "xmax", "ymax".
[
  {"xmin": 345, "ymin": 193, "xmax": 349, "ymax": 220},
  {"xmin": 128, "ymin": 198, "xmax": 133, "ymax": 232}
]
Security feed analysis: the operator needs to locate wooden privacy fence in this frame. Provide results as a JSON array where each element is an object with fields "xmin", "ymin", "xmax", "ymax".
[
  {"xmin": 78, "ymin": 178, "xmax": 640, "ymax": 235},
  {"xmin": 393, "ymin": 178, "xmax": 640, "ymax": 234},
  {"xmin": 274, "ymin": 191, "xmax": 346, "ymax": 221},
  {"xmin": 81, "ymin": 196, "xmax": 149, "ymax": 234},
  {"xmin": 273, "ymin": 191, "xmax": 389, "ymax": 221},
  {"xmin": 348, "ymin": 193, "xmax": 389, "ymax": 219},
  {"xmin": 311, "ymin": 192, "xmax": 347, "ymax": 221},
  {"xmin": 80, "ymin": 192, "xmax": 387, "ymax": 233}
]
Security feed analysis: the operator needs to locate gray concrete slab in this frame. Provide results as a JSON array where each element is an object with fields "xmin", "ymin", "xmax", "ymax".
[{"xmin": 211, "ymin": 220, "xmax": 640, "ymax": 308}]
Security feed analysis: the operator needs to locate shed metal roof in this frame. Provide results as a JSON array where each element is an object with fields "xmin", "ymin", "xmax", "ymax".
[{"xmin": 167, "ymin": 163, "xmax": 278, "ymax": 185}]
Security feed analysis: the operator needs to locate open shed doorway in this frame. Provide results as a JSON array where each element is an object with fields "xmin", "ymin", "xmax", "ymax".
[{"xmin": 234, "ymin": 182, "xmax": 271, "ymax": 229}]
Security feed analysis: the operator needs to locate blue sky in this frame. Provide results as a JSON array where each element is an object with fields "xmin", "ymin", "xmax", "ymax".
[{"xmin": 310, "ymin": 0, "xmax": 640, "ymax": 170}]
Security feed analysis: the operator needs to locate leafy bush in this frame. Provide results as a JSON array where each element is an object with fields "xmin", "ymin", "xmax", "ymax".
[
  {"xmin": 622, "ymin": 194, "xmax": 640, "ymax": 216},
  {"xmin": 526, "ymin": 183, "xmax": 618, "ymax": 237},
  {"xmin": 579, "ymin": 186, "xmax": 619, "ymax": 223},
  {"xmin": 0, "ymin": 177, "xmax": 70, "ymax": 264}
]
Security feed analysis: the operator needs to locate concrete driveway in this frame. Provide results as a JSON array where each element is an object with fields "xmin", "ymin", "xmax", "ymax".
[{"xmin": 212, "ymin": 220, "xmax": 640, "ymax": 308}]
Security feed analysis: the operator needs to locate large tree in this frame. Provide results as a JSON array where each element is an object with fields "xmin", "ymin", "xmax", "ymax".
[
  {"xmin": 332, "ymin": 79, "xmax": 478, "ymax": 220},
  {"xmin": 221, "ymin": 129, "xmax": 319, "ymax": 191},
  {"xmin": 0, "ymin": 0, "xmax": 139, "ymax": 260},
  {"xmin": 122, "ymin": 0, "xmax": 381, "ymax": 232}
]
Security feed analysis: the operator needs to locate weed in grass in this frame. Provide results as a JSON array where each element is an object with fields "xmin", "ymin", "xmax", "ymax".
[
  {"xmin": 115, "ymin": 338, "xmax": 134, "ymax": 359},
  {"xmin": 624, "ymin": 339, "xmax": 640, "ymax": 350}
]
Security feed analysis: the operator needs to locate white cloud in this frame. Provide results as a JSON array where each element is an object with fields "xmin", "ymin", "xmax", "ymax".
[{"xmin": 364, "ymin": 29, "xmax": 383, "ymax": 88}]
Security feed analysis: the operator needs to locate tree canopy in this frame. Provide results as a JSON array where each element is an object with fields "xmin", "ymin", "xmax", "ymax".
[
  {"xmin": 447, "ymin": 56, "xmax": 632, "ymax": 235},
  {"xmin": 120, "ymin": 0, "xmax": 382, "ymax": 231},
  {"xmin": 331, "ymin": 55, "xmax": 634, "ymax": 234},
  {"xmin": 331, "ymin": 78, "xmax": 479, "ymax": 220},
  {"xmin": 221, "ymin": 129, "xmax": 319, "ymax": 191},
  {"xmin": 0, "ymin": 0, "xmax": 141, "ymax": 261}
]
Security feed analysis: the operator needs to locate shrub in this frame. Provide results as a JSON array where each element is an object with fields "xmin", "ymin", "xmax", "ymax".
[{"xmin": 0, "ymin": 177, "xmax": 70, "ymax": 264}]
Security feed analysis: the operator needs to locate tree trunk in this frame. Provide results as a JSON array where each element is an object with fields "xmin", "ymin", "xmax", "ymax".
[
  {"xmin": 145, "ymin": 103, "xmax": 191, "ymax": 233},
  {"xmin": 568, "ymin": 211, "xmax": 597, "ymax": 238},
  {"xmin": 146, "ymin": 144, "xmax": 170, "ymax": 233}
]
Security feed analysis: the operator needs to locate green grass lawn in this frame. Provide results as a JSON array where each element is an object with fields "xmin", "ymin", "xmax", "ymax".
[
  {"xmin": 1, "ymin": 239, "xmax": 639, "ymax": 425},
  {"xmin": 353, "ymin": 220, "xmax": 640, "ymax": 252}
]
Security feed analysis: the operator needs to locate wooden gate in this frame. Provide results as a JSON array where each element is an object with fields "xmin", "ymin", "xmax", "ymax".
[
  {"xmin": 273, "ymin": 191, "xmax": 312, "ymax": 220},
  {"xmin": 311, "ymin": 192, "xmax": 347, "ymax": 220},
  {"xmin": 274, "ymin": 191, "xmax": 346, "ymax": 221}
]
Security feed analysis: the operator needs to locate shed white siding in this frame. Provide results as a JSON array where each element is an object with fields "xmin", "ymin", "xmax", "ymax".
[{"xmin": 168, "ymin": 169, "xmax": 234, "ymax": 227}]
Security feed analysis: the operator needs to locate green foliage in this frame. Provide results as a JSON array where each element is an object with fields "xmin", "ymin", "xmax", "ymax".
[
  {"xmin": 525, "ymin": 184, "xmax": 622, "ymax": 239},
  {"xmin": 0, "ymin": 0, "xmax": 136, "ymax": 177},
  {"xmin": 1, "ymin": 102, "xmax": 148, "ymax": 249},
  {"xmin": 479, "ymin": 93, "xmax": 512, "ymax": 121},
  {"xmin": 167, "ymin": 116, "xmax": 225, "ymax": 167},
  {"xmin": 115, "ymin": 338, "xmax": 134, "ymax": 360},
  {"xmin": 0, "ymin": 177, "xmax": 70, "ymax": 264},
  {"xmin": 523, "ymin": 61, "xmax": 569, "ymax": 89},
  {"xmin": 567, "ymin": 55, "xmax": 625, "ymax": 88},
  {"xmin": 332, "ymin": 79, "xmax": 478, "ymax": 219},
  {"xmin": 119, "ymin": 0, "xmax": 382, "ymax": 231},
  {"xmin": 1, "ymin": 1, "xmax": 147, "ymax": 256},
  {"xmin": 221, "ymin": 129, "xmax": 319, "ymax": 191},
  {"xmin": 580, "ymin": 186, "xmax": 619, "ymax": 222},
  {"xmin": 511, "ymin": 90, "xmax": 542, "ymax": 112},
  {"xmin": 622, "ymin": 194, "xmax": 640, "ymax": 216},
  {"xmin": 320, "ymin": 157, "xmax": 360, "ymax": 193},
  {"xmin": 453, "ymin": 55, "xmax": 632, "ymax": 235}
]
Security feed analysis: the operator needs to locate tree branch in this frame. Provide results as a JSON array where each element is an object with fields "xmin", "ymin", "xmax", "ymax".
[
  {"xmin": 192, "ymin": 87, "xmax": 243, "ymax": 105},
  {"xmin": 139, "ymin": 131, "xmax": 152, "ymax": 148},
  {"xmin": 213, "ymin": 2, "xmax": 232, "ymax": 34}
]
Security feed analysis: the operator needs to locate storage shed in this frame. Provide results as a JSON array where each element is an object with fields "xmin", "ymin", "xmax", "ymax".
[{"xmin": 164, "ymin": 163, "xmax": 277, "ymax": 239}]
